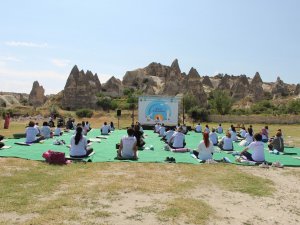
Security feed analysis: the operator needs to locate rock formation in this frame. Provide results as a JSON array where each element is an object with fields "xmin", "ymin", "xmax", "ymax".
[
  {"xmin": 102, "ymin": 76, "xmax": 123, "ymax": 97},
  {"xmin": 184, "ymin": 68, "xmax": 207, "ymax": 105},
  {"xmin": 249, "ymin": 72, "xmax": 264, "ymax": 101},
  {"xmin": 271, "ymin": 77, "xmax": 289, "ymax": 98},
  {"xmin": 217, "ymin": 74, "xmax": 231, "ymax": 90},
  {"xmin": 202, "ymin": 76, "xmax": 214, "ymax": 88},
  {"xmin": 294, "ymin": 84, "xmax": 300, "ymax": 95},
  {"xmin": 231, "ymin": 75, "xmax": 250, "ymax": 100},
  {"xmin": 28, "ymin": 81, "xmax": 46, "ymax": 107},
  {"xmin": 62, "ymin": 65, "xmax": 101, "ymax": 110}
]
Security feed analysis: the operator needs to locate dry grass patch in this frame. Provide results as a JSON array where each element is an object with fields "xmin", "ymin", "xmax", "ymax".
[{"xmin": 158, "ymin": 197, "xmax": 214, "ymax": 225}]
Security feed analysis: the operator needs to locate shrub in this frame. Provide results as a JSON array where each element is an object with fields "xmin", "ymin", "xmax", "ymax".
[
  {"xmin": 75, "ymin": 109, "xmax": 93, "ymax": 118},
  {"xmin": 188, "ymin": 106, "xmax": 209, "ymax": 122}
]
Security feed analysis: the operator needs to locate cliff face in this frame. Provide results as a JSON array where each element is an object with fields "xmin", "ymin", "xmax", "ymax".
[
  {"xmin": 61, "ymin": 65, "xmax": 101, "ymax": 110},
  {"xmin": 28, "ymin": 81, "xmax": 46, "ymax": 107}
]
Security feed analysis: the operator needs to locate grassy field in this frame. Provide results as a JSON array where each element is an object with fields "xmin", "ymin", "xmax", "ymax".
[{"xmin": 0, "ymin": 115, "xmax": 299, "ymax": 224}]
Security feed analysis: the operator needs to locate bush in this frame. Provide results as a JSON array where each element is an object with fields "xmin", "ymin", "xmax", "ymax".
[
  {"xmin": 75, "ymin": 109, "xmax": 93, "ymax": 118},
  {"xmin": 188, "ymin": 106, "xmax": 209, "ymax": 122},
  {"xmin": 97, "ymin": 96, "xmax": 112, "ymax": 112}
]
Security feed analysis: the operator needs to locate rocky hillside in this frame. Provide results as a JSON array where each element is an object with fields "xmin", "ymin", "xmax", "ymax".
[{"xmin": 1, "ymin": 59, "xmax": 299, "ymax": 110}]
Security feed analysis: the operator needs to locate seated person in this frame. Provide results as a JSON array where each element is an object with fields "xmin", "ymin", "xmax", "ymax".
[
  {"xmin": 0, "ymin": 135, "xmax": 5, "ymax": 148},
  {"xmin": 218, "ymin": 131, "xmax": 233, "ymax": 151},
  {"xmin": 230, "ymin": 126, "xmax": 238, "ymax": 141},
  {"xmin": 261, "ymin": 127, "xmax": 269, "ymax": 143},
  {"xmin": 182, "ymin": 124, "xmax": 188, "ymax": 134},
  {"xmin": 159, "ymin": 123, "xmax": 166, "ymax": 137},
  {"xmin": 40, "ymin": 121, "xmax": 52, "ymax": 138},
  {"xmin": 109, "ymin": 121, "xmax": 115, "ymax": 131},
  {"xmin": 117, "ymin": 128, "xmax": 138, "ymax": 159},
  {"xmin": 164, "ymin": 127, "xmax": 175, "ymax": 143},
  {"xmin": 204, "ymin": 124, "xmax": 210, "ymax": 133},
  {"xmin": 195, "ymin": 123, "xmax": 202, "ymax": 133},
  {"xmin": 70, "ymin": 127, "xmax": 93, "ymax": 158},
  {"xmin": 26, "ymin": 121, "xmax": 44, "ymax": 143},
  {"xmin": 34, "ymin": 122, "xmax": 41, "ymax": 135},
  {"xmin": 101, "ymin": 122, "xmax": 110, "ymax": 135},
  {"xmin": 238, "ymin": 126, "xmax": 247, "ymax": 138},
  {"xmin": 168, "ymin": 126, "xmax": 186, "ymax": 149},
  {"xmin": 134, "ymin": 124, "xmax": 145, "ymax": 148},
  {"xmin": 66, "ymin": 118, "xmax": 74, "ymax": 130},
  {"xmin": 193, "ymin": 132, "xmax": 214, "ymax": 161},
  {"xmin": 268, "ymin": 131, "xmax": 284, "ymax": 152},
  {"xmin": 137, "ymin": 122, "xmax": 144, "ymax": 134},
  {"xmin": 53, "ymin": 124, "xmax": 63, "ymax": 136},
  {"xmin": 154, "ymin": 123, "xmax": 160, "ymax": 133},
  {"xmin": 240, "ymin": 133, "xmax": 265, "ymax": 162},
  {"xmin": 209, "ymin": 128, "xmax": 218, "ymax": 146},
  {"xmin": 217, "ymin": 124, "xmax": 223, "ymax": 134},
  {"xmin": 244, "ymin": 128, "xmax": 254, "ymax": 146}
]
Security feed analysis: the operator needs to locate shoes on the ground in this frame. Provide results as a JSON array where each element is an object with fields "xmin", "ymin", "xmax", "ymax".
[{"xmin": 272, "ymin": 161, "xmax": 284, "ymax": 168}]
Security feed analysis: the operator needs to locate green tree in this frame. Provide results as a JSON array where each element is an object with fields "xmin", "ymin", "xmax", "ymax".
[
  {"xmin": 183, "ymin": 93, "xmax": 198, "ymax": 112},
  {"xmin": 286, "ymin": 99, "xmax": 300, "ymax": 114},
  {"xmin": 97, "ymin": 96, "xmax": 112, "ymax": 112},
  {"xmin": 75, "ymin": 109, "xmax": 93, "ymax": 118},
  {"xmin": 188, "ymin": 106, "xmax": 209, "ymax": 122},
  {"xmin": 209, "ymin": 90, "xmax": 232, "ymax": 115}
]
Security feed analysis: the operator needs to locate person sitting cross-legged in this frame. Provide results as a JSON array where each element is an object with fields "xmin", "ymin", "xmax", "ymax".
[
  {"xmin": 218, "ymin": 131, "xmax": 233, "ymax": 151},
  {"xmin": 70, "ymin": 127, "xmax": 93, "ymax": 158},
  {"xmin": 101, "ymin": 122, "xmax": 110, "ymax": 135},
  {"xmin": 168, "ymin": 126, "xmax": 186, "ymax": 149},
  {"xmin": 117, "ymin": 128, "xmax": 138, "ymax": 160},
  {"xmin": 193, "ymin": 131, "xmax": 215, "ymax": 161},
  {"xmin": 240, "ymin": 133, "xmax": 265, "ymax": 162}
]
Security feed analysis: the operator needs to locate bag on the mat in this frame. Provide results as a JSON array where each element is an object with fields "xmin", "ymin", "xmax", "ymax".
[{"xmin": 42, "ymin": 150, "xmax": 66, "ymax": 164}]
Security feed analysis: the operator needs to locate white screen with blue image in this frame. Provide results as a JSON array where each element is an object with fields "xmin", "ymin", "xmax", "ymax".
[{"xmin": 138, "ymin": 96, "xmax": 179, "ymax": 125}]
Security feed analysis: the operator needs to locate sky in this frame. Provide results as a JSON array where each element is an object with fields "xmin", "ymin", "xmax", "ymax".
[{"xmin": 0, "ymin": 0, "xmax": 299, "ymax": 94}]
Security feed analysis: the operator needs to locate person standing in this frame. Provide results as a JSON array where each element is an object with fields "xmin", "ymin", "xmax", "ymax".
[{"xmin": 4, "ymin": 113, "xmax": 10, "ymax": 129}]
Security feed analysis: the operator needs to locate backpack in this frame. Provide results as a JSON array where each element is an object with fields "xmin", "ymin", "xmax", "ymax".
[{"xmin": 42, "ymin": 150, "xmax": 66, "ymax": 165}]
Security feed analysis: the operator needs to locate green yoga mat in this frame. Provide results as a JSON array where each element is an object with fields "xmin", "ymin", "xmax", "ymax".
[{"xmin": 0, "ymin": 130, "xmax": 299, "ymax": 167}]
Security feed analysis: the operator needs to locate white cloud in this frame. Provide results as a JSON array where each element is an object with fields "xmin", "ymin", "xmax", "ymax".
[
  {"xmin": 51, "ymin": 59, "xmax": 71, "ymax": 68},
  {"xmin": 5, "ymin": 41, "xmax": 49, "ymax": 48}
]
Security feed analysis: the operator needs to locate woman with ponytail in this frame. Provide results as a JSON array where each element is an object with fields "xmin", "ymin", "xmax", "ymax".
[
  {"xmin": 70, "ymin": 126, "xmax": 93, "ymax": 158},
  {"xmin": 193, "ymin": 131, "xmax": 214, "ymax": 161}
]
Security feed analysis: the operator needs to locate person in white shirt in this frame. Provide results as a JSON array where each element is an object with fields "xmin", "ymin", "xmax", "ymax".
[
  {"xmin": 261, "ymin": 126, "xmax": 269, "ymax": 142},
  {"xmin": 164, "ymin": 127, "xmax": 175, "ymax": 143},
  {"xmin": 204, "ymin": 124, "xmax": 210, "ymax": 133},
  {"xmin": 193, "ymin": 132, "xmax": 215, "ymax": 161},
  {"xmin": 117, "ymin": 128, "xmax": 138, "ymax": 159},
  {"xmin": 70, "ymin": 127, "xmax": 93, "ymax": 157},
  {"xmin": 101, "ymin": 122, "xmax": 110, "ymax": 135},
  {"xmin": 40, "ymin": 122, "xmax": 52, "ymax": 139},
  {"xmin": 238, "ymin": 127, "xmax": 247, "ymax": 138},
  {"xmin": 26, "ymin": 121, "xmax": 44, "ymax": 143},
  {"xmin": 218, "ymin": 131, "xmax": 233, "ymax": 151},
  {"xmin": 230, "ymin": 127, "xmax": 238, "ymax": 141},
  {"xmin": 195, "ymin": 123, "xmax": 202, "ymax": 133},
  {"xmin": 209, "ymin": 128, "xmax": 218, "ymax": 146},
  {"xmin": 182, "ymin": 124, "xmax": 188, "ymax": 134},
  {"xmin": 217, "ymin": 124, "xmax": 223, "ymax": 134},
  {"xmin": 53, "ymin": 124, "xmax": 63, "ymax": 136},
  {"xmin": 169, "ymin": 126, "xmax": 186, "ymax": 149},
  {"xmin": 159, "ymin": 124, "xmax": 166, "ymax": 137},
  {"xmin": 34, "ymin": 122, "xmax": 41, "ymax": 135},
  {"xmin": 245, "ymin": 128, "xmax": 254, "ymax": 145},
  {"xmin": 240, "ymin": 133, "xmax": 265, "ymax": 162},
  {"xmin": 154, "ymin": 123, "xmax": 161, "ymax": 133}
]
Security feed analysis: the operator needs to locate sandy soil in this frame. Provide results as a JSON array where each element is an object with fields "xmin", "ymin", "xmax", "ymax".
[{"xmin": 93, "ymin": 167, "xmax": 300, "ymax": 225}]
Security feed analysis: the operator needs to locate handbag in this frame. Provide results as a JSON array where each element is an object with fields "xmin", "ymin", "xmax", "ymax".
[{"xmin": 42, "ymin": 150, "xmax": 66, "ymax": 164}]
